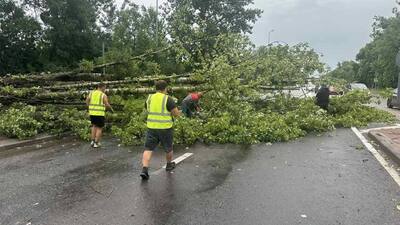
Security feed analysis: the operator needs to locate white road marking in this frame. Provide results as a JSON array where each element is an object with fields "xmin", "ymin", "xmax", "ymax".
[
  {"xmin": 360, "ymin": 124, "xmax": 400, "ymax": 134},
  {"xmin": 351, "ymin": 127, "xmax": 400, "ymax": 187},
  {"xmin": 162, "ymin": 153, "xmax": 193, "ymax": 169},
  {"xmin": 151, "ymin": 153, "xmax": 193, "ymax": 175}
]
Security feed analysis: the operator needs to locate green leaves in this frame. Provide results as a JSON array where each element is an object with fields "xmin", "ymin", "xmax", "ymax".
[{"xmin": 0, "ymin": 105, "xmax": 41, "ymax": 139}]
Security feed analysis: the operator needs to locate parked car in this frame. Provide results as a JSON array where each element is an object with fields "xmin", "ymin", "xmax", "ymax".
[
  {"xmin": 345, "ymin": 82, "xmax": 370, "ymax": 95},
  {"xmin": 348, "ymin": 83, "xmax": 369, "ymax": 91},
  {"xmin": 387, "ymin": 88, "xmax": 400, "ymax": 109}
]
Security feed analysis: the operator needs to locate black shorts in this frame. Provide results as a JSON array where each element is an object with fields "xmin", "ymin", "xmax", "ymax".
[
  {"xmin": 144, "ymin": 128, "xmax": 173, "ymax": 152},
  {"xmin": 90, "ymin": 116, "xmax": 105, "ymax": 128}
]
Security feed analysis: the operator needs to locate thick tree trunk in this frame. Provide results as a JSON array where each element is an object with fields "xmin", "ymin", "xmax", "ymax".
[{"xmin": 43, "ymin": 74, "xmax": 192, "ymax": 90}]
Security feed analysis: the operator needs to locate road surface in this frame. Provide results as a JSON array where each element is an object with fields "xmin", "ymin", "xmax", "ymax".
[
  {"xmin": 371, "ymin": 97, "xmax": 400, "ymax": 120},
  {"xmin": 1, "ymin": 129, "xmax": 400, "ymax": 225}
]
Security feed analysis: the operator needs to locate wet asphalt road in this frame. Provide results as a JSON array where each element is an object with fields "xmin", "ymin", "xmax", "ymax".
[{"xmin": 1, "ymin": 129, "xmax": 400, "ymax": 225}]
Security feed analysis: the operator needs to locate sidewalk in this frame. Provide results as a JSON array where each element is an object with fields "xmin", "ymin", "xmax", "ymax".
[{"xmin": 369, "ymin": 128, "xmax": 400, "ymax": 165}]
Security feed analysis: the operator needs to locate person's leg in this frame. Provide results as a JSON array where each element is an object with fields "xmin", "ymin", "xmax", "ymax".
[
  {"xmin": 91, "ymin": 125, "xmax": 96, "ymax": 142},
  {"xmin": 166, "ymin": 151, "xmax": 173, "ymax": 163},
  {"xmin": 91, "ymin": 126, "xmax": 96, "ymax": 140},
  {"xmin": 95, "ymin": 127, "xmax": 103, "ymax": 143},
  {"xmin": 142, "ymin": 150, "xmax": 153, "ymax": 168},
  {"xmin": 141, "ymin": 129, "xmax": 158, "ymax": 180},
  {"xmin": 162, "ymin": 129, "xmax": 175, "ymax": 171}
]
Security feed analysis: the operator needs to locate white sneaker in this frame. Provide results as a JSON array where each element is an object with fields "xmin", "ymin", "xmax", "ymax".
[
  {"xmin": 93, "ymin": 143, "xmax": 100, "ymax": 148},
  {"xmin": 90, "ymin": 140, "xmax": 95, "ymax": 147}
]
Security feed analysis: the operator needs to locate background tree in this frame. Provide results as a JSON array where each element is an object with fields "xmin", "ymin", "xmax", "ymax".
[
  {"xmin": 356, "ymin": 15, "xmax": 400, "ymax": 88},
  {"xmin": 326, "ymin": 60, "xmax": 359, "ymax": 83},
  {"xmin": 164, "ymin": 0, "xmax": 262, "ymax": 64},
  {"xmin": 22, "ymin": 0, "xmax": 116, "ymax": 71},
  {"xmin": 0, "ymin": 0, "xmax": 42, "ymax": 74}
]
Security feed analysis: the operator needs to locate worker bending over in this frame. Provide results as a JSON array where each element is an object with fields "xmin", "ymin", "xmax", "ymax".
[
  {"xmin": 181, "ymin": 92, "xmax": 203, "ymax": 117},
  {"xmin": 86, "ymin": 83, "xmax": 113, "ymax": 148}
]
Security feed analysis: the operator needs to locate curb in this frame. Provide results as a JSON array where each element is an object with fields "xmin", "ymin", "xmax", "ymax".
[
  {"xmin": 0, "ymin": 134, "xmax": 62, "ymax": 152},
  {"xmin": 369, "ymin": 131, "xmax": 400, "ymax": 165}
]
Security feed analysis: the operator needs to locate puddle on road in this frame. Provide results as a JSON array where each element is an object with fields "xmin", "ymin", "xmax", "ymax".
[{"xmin": 190, "ymin": 143, "xmax": 252, "ymax": 192}]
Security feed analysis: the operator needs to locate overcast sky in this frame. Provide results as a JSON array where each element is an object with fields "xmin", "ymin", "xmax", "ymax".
[{"xmin": 127, "ymin": 0, "xmax": 395, "ymax": 68}]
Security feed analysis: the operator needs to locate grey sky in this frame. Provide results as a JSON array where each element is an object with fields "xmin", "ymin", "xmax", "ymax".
[{"xmin": 128, "ymin": 0, "xmax": 395, "ymax": 68}]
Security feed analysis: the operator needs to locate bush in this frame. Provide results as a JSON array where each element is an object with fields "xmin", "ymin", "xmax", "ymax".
[
  {"xmin": 112, "ymin": 113, "xmax": 147, "ymax": 145},
  {"xmin": 59, "ymin": 109, "xmax": 91, "ymax": 140},
  {"xmin": 0, "ymin": 105, "xmax": 41, "ymax": 139}
]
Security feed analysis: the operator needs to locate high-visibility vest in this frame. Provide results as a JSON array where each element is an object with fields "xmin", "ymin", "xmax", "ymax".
[
  {"xmin": 146, "ymin": 92, "xmax": 173, "ymax": 129},
  {"xmin": 88, "ymin": 90, "xmax": 106, "ymax": 116}
]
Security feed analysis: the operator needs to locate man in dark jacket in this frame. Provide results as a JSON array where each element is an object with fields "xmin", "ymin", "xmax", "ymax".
[{"xmin": 316, "ymin": 85, "xmax": 331, "ymax": 110}]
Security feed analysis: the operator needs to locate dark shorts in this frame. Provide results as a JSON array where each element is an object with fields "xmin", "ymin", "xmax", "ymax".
[
  {"xmin": 144, "ymin": 128, "xmax": 173, "ymax": 152},
  {"xmin": 90, "ymin": 116, "xmax": 105, "ymax": 128}
]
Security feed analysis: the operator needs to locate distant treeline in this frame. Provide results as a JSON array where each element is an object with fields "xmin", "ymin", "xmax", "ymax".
[
  {"xmin": 0, "ymin": 0, "xmax": 262, "ymax": 76},
  {"xmin": 327, "ymin": 1, "xmax": 400, "ymax": 88}
]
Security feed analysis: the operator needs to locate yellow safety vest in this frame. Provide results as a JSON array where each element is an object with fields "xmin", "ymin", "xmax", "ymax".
[
  {"xmin": 88, "ymin": 90, "xmax": 106, "ymax": 116},
  {"xmin": 146, "ymin": 92, "xmax": 173, "ymax": 129}
]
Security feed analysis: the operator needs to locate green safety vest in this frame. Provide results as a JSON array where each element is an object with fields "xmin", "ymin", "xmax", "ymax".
[
  {"xmin": 88, "ymin": 90, "xmax": 106, "ymax": 116},
  {"xmin": 146, "ymin": 92, "xmax": 173, "ymax": 129}
]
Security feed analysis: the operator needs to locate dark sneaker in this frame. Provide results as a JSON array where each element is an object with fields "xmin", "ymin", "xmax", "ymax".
[
  {"xmin": 140, "ymin": 171, "xmax": 149, "ymax": 180},
  {"xmin": 166, "ymin": 162, "xmax": 176, "ymax": 172}
]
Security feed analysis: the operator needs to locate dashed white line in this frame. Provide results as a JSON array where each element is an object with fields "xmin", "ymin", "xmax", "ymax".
[
  {"xmin": 351, "ymin": 127, "xmax": 400, "ymax": 188},
  {"xmin": 162, "ymin": 153, "xmax": 193, "ymax": 169},
  {"xmin": 152, "ymin": 153, "xmax": 193, "ymax": 175}
]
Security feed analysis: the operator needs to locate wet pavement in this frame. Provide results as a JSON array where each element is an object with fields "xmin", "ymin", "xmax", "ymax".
[
  {"xmin": 1, "ymin": 129, "xmax": 400, "ymax": 225},
  {"xmin": 371, "ymin": 97, "xmax": 400, "ymax": 120}
]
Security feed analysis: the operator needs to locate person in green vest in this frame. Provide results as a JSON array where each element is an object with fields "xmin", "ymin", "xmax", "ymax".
[
  {"xmin": 86, "ymin": 83, "xmax": 114, "ymax": 148},
  {"xmin": 140, "ymin": 80, "xmax": 181, "ymax": 180}
]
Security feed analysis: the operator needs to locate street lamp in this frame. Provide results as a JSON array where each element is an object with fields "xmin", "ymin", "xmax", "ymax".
[{"xmin": 268, "ymin": 29, "xmax": 275, "ymax": 44}]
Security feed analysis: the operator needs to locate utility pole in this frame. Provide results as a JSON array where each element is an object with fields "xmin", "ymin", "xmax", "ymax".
[
  {"xmin": 396, "ymin": 51, "xmax": 400, "ymax": 98},
  {"xmin": 102, "ymin": 42, "xmax": 105, "ymax": 75},
  {"xmin": 156, "ymin": 0, "xmax": 159, "ymax": 47},
  {"xmin": 268, "ymin": 29, "xmax": 275, "ymax": 45}
]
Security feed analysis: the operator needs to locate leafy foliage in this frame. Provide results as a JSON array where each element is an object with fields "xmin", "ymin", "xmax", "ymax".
[
  {"xmin": 164, "ymin": 0, "xmax": 262, "ymax": 64},
  {"xmin": 0, "ymin": 105, "xmax": 41, "ymax": 139},
  {"xmin": 0, "ymin": 0, "xmax": 42, "ymax": 74}
]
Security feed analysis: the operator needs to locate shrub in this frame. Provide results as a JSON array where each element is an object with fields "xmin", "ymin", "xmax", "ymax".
[{"xmin": 0, "ymin": 105, "xmax": 41, "ymax": 139}]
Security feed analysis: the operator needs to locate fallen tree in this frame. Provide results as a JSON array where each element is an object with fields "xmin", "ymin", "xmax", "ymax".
[
  {"xmin": 0, "ymin": 73, "xmax": 117, "ymax": 86},
  {"xmin": 42, "ymin": 74, "xmax": 193, "ymax": 91},
  {"xmin": 0, "ymin": 85, "xmax": 202, "ymax": 104}
]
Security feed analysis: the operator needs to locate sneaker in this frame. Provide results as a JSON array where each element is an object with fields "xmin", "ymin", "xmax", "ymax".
[
  {"xmin": 166, "ymin": 162, "xmax": 176, "ymax": 172},
  {"xmin": 140, "ymin": 171, "xmax": 149, "ymax": 180},
  {"xmin": 90, "ymin": 140, "xmax": 95, "ymax": 147},
  {"xmin": 93, "ymin": 142, "xmax": 100, "ymax": 148}
]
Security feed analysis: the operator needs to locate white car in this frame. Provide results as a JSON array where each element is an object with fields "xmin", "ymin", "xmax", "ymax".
[{"xmin": 349, "ymin": 83, "xmax": 369, "ymax": 91}]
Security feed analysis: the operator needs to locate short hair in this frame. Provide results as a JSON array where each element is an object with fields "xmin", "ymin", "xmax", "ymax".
[
  {"xmin": 155, "ymin": 80, "xmax": 168, "ymax": 91},
  {"xmin": 97, "ymin": 83, "xmax": 106, "ymax": 89}
]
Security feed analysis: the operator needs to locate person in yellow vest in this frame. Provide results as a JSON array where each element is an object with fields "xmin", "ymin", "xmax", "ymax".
[
  {"xmin": 86, "ymin": 83, "xmax": 114, "ymax": 148},
  {"xmin": 140, "ymin": 80, "xmax": 181, "ymax": 180}
]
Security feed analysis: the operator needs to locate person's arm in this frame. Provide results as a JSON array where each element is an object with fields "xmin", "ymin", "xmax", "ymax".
[
  {"xmin": 171, "ymin": 107, "xmax": 181, "ymax": 118},
  {"xmin": 167, "ymin": 96, "xmax": 181, "ymax": 117},
  {"xmin": 194, "ymin": 101, "xmax": 201, "ymax": 111},
  {"xmin": 86, "ymin": 94, "xmax": 91, "ymax": 106},
  {"xmin": 103, "ymin": 95, "xmax": 114, "ymax": 112}
]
